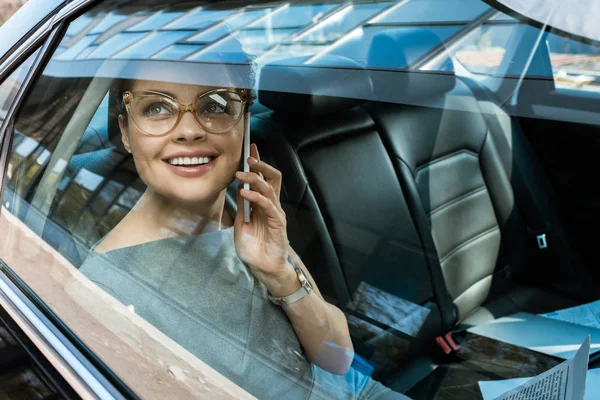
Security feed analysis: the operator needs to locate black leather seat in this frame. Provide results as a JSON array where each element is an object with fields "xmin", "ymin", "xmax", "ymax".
[{"xmin": 254, "ymin": 31, "xmax": 579, "ymax": 377}]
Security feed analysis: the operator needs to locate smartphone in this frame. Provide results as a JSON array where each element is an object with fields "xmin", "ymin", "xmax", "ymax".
[{"xmin": 243, "ymin": 111, "xmax": 251, "ymax": 223}]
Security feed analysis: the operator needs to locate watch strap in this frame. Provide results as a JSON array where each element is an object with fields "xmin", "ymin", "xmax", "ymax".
[{"xmin": 268, "ymin": 255, "xmax": 313, "ymax": 307}]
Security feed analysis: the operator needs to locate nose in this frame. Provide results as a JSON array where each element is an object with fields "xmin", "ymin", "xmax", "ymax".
[{"xmin": 171, "ymin": 109, "xmax": 206, "ymax": 143}]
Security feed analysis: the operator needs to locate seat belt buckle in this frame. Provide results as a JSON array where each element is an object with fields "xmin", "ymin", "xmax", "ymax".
[
  {"xmin": 536, "ymin": 233, "xmax": 548, "ymax": 249},
  {"xmin": 444, "ymin": 332, "xmax": 461, "ymax": 351},
  {"xmin": 435, "ymin": 336, "xmax": 452, "ymax": 355},
  {"xmin": 435, "ymin": 332, "xmax": 461, "ymax": 355}
]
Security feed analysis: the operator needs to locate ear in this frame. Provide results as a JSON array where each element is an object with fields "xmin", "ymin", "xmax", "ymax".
[{"xmin": 118, "ymin": 114, "xmax": 132, "ymax": 154}]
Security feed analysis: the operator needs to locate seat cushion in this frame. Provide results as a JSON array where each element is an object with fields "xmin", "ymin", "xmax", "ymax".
[{"xmin": 459, "ymin": 279, "xmax": 578, "ymax": 326}]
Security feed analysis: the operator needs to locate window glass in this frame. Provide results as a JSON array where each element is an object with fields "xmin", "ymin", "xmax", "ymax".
[
  {"xmin": 547, "ymin": 31, "xmax": 600, "ymax": 91},
  {"xmin": 373, "ymin": 0, "xmax": 490, "ymax": 24},
  {"xmin": 0, "ymin": 51, "xmax": 39, "ymax": 126},
  {"xmin": 295, "ymin": 3, "xmax": 393, "ymax": 43},
  {"xmin": 1, "ymin": 1, "xmax": 598, "ymax": 400},
  {"xmin": 436, "ymin": 23, "xmax": 520, "ymax": 74}
]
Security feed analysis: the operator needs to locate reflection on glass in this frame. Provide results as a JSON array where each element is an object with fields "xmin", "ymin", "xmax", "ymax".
[
  {"xmin": 153, "ymin": 44, "xmax": 204, "ymax": 60},
  {"xmin": 90, "ymin": 180, "xmax": 125, "ymax": 215},
  {"xmin": 126, "ymin": 11, "xmax": 187, "ymax": 31},
  {"xmin": 437, "ymin": 24, "xmax": 517, "ymax": 74},
  {"xmin": 64, "ymin": 15, "xmax": 95, "ymax": 36},
  {"xmin": 256, "ymin": 43, "xmax": 329, "ymax": 65},
  {"xmin": 373, "ymin": 0, "xmax": 490, "ymax": 24},
  {"xmin": 114, "ymin": 31, "xmax": 194, "ymax": 59},
  {"xmin": 55, "ymin": 34, "xmax": 100, "ymax": 61},
  {"xmin": 250, "ymin": 4, "xmax": 340, "ymax": 29},
  {"xmin": 295, "ymin": 3, "xmax": 391, "ymax": 44},
  {"xmin": 185, "ymin": 8, "xmax": 277, "ymax": 43},
  {"xmin": 163, "ymin": 8, "xmax": 237, "ymax": 30},
  {"xmin": 312, "ymin": 25, "xmax": 461, "ymax": 67},
  {"xmin": 90, "ymin": 13, "xmax": 129, "ymax": 34},
  {"xmin": 547, "ymin": 32, "xmax": 600, "ymax": 91},
  {"xmin": 197, "ymin": 29, "xmax": 297, "ymax": 59},
  {"xmin": 87, "ymin": 32, "xmax": 149, "ymax": 59},
  {"xmin": 349, "ymin": 282, "xmax": 430, "ymax": 337}
]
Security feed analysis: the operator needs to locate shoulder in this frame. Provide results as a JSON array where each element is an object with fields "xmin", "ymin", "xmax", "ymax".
[{"xmin": 94, "ymin": 217, "xmax": 159, "ymax": 254}]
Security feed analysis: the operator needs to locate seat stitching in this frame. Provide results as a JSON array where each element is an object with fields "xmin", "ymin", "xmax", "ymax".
[
  {"xmin": 428, "ymin": 185, "xmax": 487, "ymax": 217},
  {"xmin": 415, "ymin": 149, "xmax": 479, "ymax": 175},
  {"xmin": 440, "ymin": 225, "xmax": 500, "ymax": 263}
]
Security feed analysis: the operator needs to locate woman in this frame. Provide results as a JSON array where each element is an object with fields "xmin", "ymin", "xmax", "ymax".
[{"xmin": 80, "ymin": 77, "xmax": 407, "ymax": 400}]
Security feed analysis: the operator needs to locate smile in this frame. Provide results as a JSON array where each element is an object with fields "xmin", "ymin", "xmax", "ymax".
[{"xmin": 166, "ymin": 156, "xmax": 214, "ymax": 166}]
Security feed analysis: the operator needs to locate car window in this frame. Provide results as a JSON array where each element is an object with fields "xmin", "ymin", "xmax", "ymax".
[
  {"xmin": 0, "ymin": 1, "xmax": 598, "ymax": 399},
  {"xmin": 0, "ymin": 50, "xmax": 39, "ymax": 128}
]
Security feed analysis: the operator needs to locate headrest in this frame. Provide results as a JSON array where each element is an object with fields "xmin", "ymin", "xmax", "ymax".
[
  {"xmin": 258, "ymin": 55, "xmax": 373, "ymax": 116},
  {"xmin": 366, "ymin": 29, "xmax": 456, "ymax": 100}
]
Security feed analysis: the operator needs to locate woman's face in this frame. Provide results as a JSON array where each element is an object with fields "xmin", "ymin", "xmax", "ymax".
[{"xmin": 119, "ymin": 80, "xmax": 245, "ymax": 204}]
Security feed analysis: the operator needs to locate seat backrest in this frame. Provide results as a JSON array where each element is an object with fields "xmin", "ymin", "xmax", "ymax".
[{"xmin": 256, "ymin": 57, "xmax": 455, "ymax": 376}]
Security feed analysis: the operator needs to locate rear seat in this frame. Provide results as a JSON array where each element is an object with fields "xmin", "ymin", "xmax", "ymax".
[{"xmin": 254, "ymin": 31, "xmax": 579, "ymax": 376}]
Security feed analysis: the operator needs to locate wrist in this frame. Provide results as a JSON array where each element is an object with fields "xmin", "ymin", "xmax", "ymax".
[{"xmin": 265, "ymin": 262, "xmax": 301, "ymax": 297}]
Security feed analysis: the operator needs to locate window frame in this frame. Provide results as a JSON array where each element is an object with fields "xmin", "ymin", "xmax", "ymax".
[{"xmin": 0, "ymin": 1, "xmax": 140, "ymax": 398}]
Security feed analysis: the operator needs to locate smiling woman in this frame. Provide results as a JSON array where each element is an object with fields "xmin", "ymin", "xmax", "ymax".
[{"xmin": 75, "ymin": 75, "xmax": 406, "ymax": 398}]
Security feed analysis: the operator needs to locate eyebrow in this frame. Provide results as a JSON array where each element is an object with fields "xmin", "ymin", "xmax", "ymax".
[{"xmin": 140, "ymin": 87, "xmax": 227, "ymax": 100}]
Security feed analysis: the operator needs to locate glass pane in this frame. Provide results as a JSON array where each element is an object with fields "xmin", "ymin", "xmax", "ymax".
[
  {"xmin": 153, "ymin": 43, "xmax": 204, "ymax": 60},
  {"xmin": 250, "ymin": 4, "xmax": 340, "ymax": 29},
  {"xmin": 295, "ymin": 3, "xmax": 392, "ymax": 44},
  {"xmin": 86, "ymin": 32, "xmax": 148, "ymax": 59},
  {"xmin": 547, "ymin": 31, "xmax": 600, "ymax": 91},
  {"xmin": 256, "ymin": 43, "xmax": 329, "ymax": 64},
  {"xmin": 90, "ymin": 12, "xmax": 129, "ymax": 34},
  {"xmin": 373, "ymin": 0, "xmax": 490, "ymax": 24},
  {"xmin": 185, "ymin": 8, "xmax": 279, "ymax": 43},
  {"xmin": 126, "ymin": 10, "xmax": 187, "ymax": 31},
  {"xmin": 433, "ymin": 24, "xmax": 518, "ymax": 74},
  {"xmin": 4, "ymin": 1, "xmax": 597, "ymax": 400},
  {"xmin": 0, "ymin": 50, "xmax": 39, "ymax": 126},
  {"xmin": 54, "ymin": 34, "xmax": 100, "ymax": 60},
  {"xmin": 312, "ymin": 25, "xmax": 462, "ymax": 67},
  {"xmin": 191, "ymin": 28, "xmax": 298, "ymax": 60},
  {"xmin": 163, "ymin": 8, "xmax": 237, "ymax": 30},
  {"xmin": 113, "ymin": 31, "xmax": 194, "ymax": 59},
  {"xmin": 491, "ymin": 11, "xmax": 518, "ymax": 21}
]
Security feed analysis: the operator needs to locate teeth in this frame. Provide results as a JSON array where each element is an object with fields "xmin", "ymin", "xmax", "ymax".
[{"xmin": 167, "ymin": 156, "xmax": 213, "ymax": 166}]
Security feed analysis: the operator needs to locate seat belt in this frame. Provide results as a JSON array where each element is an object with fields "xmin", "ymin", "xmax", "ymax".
[{"xmin": 460, "ymin": 77, "xmax": 550, "ymax": 252}]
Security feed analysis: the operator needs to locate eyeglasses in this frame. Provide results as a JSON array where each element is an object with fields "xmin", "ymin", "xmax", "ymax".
[{"xmin": 122, "ymin": 89, "xmax": 247, "ymax": 136}]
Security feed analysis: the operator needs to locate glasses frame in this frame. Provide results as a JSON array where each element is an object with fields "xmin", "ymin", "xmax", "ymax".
[{"xmin": 122, "ymin": 88, "xmax": 248, "ymax": 136}]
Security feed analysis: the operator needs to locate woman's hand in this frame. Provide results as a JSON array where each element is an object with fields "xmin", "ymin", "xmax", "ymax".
[{"xmin": 234, "ymin": 144, "xmax": 299, "ymax": 297}]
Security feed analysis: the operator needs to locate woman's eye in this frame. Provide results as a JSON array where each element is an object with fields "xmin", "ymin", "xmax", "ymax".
[
  {"xmin": 202, "ymin": 102, "xmax": 227, "ymax": 115},
  {"xmin": 144, "ymin": 103, "xmax": 173, "ymax": 116}
]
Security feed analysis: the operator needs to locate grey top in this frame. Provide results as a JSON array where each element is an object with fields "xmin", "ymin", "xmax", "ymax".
[{"xmin": 79, "ymin": 227, "xmax": 407, "ymax": 400}]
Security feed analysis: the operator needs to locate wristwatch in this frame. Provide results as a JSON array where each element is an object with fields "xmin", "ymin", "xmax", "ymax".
[{"xmin": 268, "ymin": 257, "xmax": 313, "ymax": 308}]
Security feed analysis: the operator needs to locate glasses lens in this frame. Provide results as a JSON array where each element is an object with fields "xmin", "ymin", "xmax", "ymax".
[
  {"xmin": 195, "ymin": 91, "xmax": 243, "ymax": 132},
  {"xmin": 128, "ymin": 95, "xmax": 179, "ymax": 135}
]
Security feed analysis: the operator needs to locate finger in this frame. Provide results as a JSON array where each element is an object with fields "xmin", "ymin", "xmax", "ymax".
[
  {"xmin": 249, "ymin": 144, "xmax": 263, "ymax": 180},
  {"xmin": 248, "ymin": 157, "xmax": 282, "ymax": 197},
  {"xmin": 251, "ymin": 143, "xmax": 260, "ymax": 162},
  {"xmin": 236, "ymin": 171, "xmax": 278, "ymax": 205},
  {"xmin": 240, "ymin": 188, "xmax": 284, "ymax": 224},
  {"xmin": 234, "ymin": 184, "xmax": 246, "ymax": 227}
]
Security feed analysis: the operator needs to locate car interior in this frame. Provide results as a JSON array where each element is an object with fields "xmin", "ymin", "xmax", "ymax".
[{"xmin": 3, "ymin": 1, "xmax": 600, "ymax": 398}]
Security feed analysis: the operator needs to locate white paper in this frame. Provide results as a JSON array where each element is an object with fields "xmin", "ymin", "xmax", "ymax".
[
  {"xmin": 478, "ymin": 336, "xmax": 589, "ymax": 400},
  {"xmin": 540, "ymin": 300, "xmax": 600, "ymax": 330},
  {"xmin": 467, "ymin": 312, "xmax": 600, "ymax": 359},
  {"xmin": 479, "ymin": 369, "xmax": 600, "ymax": 400}
]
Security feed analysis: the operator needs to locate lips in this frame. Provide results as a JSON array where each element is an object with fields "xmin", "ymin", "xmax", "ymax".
[{"xmin": 162, "ymin": 154, "xmax": 218, "ymax": 178}]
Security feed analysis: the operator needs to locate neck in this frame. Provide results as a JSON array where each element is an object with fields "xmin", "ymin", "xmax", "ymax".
[{"xmin": 127, "ymin": 188, "xmax": 230, "ymax": 239}]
